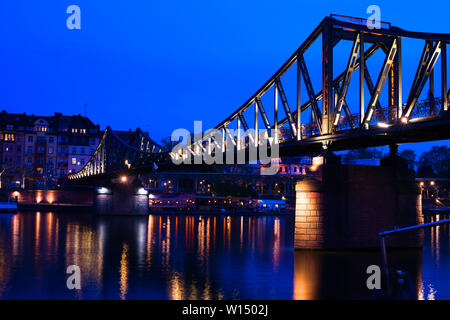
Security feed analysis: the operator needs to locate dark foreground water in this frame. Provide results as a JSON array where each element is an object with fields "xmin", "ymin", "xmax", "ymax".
[{"xmin": 0, "ymin": 212, "xmax": 449, "ymax": 299}]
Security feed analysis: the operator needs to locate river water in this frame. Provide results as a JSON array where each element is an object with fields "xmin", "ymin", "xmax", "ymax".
[{"xmin": 0, "ymin": 211, "xmax": 448, "ymax": 299}]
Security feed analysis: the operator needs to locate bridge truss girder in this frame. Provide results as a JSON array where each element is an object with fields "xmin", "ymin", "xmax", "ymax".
[{"xmin": 177, "ymin": 16, "xmax": 450, "ymax": 160}]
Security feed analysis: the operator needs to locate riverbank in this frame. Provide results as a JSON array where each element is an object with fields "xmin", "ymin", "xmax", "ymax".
[
  {"xmin": 0, "ymin": 202, "xmax": 18, "ymax": 213},
  {"xmin": 17, "ymin": 202, "xmax": 93, "ymax": 212}
]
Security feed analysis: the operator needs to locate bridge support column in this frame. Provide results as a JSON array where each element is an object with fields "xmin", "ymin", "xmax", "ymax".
[
  {"xmin": 93, "ymin": 179, "xmax": 149, "ymax": 215},
  {"xmin": 94, "ymin": 190, "xmax": 113, "ymax": 215},
  {"xmin": 294, "ymin": 154, "xmax": 423, "ymax": 250}
]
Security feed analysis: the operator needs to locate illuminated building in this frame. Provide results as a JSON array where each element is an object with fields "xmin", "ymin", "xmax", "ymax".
[{"xmin": 0, "ymin": 110, "xmax": 101, "ymax": 188}]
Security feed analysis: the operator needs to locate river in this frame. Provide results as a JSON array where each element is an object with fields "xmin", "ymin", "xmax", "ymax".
[{"xmin": 0, "ymin": 212, "xmax": 448, "ymax": 299}]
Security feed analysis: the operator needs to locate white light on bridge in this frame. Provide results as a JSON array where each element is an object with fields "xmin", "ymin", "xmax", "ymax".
[
  {"xmin": 98, "ymin": 187, "xmax": 110, "ymax": 194},
  {"xmin": 136, "ymin": 188, "xmax": 148, "ymax": 195},
  {"xmin": 312, "ymin": 156, "xmax": 324, "ymax": 166},
  {"xmin": 377, "ymin": 122, "xmax": 390, "ymax": 128},
  {"xmin": 400, "ymin": 117, "xmax": 408, "ymax": 124}
]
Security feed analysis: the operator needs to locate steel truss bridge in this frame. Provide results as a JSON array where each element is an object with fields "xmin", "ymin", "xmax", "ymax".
[
  {"xmin": 69, "ymin": 15, "xmax": 450, "ymax": 181},
  {"xmin": 68, "ymin": 127, "xmax": 167, "ymax": 180}
]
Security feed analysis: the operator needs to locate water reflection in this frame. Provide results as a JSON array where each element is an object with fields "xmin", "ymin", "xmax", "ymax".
[
  {"xmin": 420, "ymin": 214, "xmax": 450, "ymax": 300},
  {"xmin": 293, "ymin": 249, "xmax": 423, "ymax": 300},
  {"xmin": 119, "ymin": 243, "xmax": 129, "ymax": 300},
  {"xmin": 0, "ymin": 212, "xmax": 293, "ymax": 299},
  {"xmin": 0, "ymin": 212, "xmax": 448, "ymax": 299}
]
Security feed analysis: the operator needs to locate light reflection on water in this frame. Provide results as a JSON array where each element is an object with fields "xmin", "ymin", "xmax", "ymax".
[
  {"xmin": 419, "ymin": 214, "xmax": 450, "ymax": 300},
  {"xmin": 0, "ymin": 212, "xmax": 448, "ymax": 299},
  {"xmin": 0, "ymin": 212, "xmax": 292, "ymax": 299}
]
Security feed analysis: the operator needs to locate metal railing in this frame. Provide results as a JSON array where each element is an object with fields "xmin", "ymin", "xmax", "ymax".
[
  {"xmin": 378, "ymin": 217, "xmax": 450, "ymax": 294},
  {"xmin": 280, "ymin": 97, "xmax": 444, "ymax": 138}
]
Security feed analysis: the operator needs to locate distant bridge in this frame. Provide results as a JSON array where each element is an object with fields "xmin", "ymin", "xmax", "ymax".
[
  {"xmin": 69, "ymin": 15, "xmax": 450, "ymax": 182},
  {"xmin": 68, "ymin": 127, "xmax": 169, "ymax": 181}
]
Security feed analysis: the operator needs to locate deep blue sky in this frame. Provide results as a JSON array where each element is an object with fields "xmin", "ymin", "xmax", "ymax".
[{"xmin": 0, "ymin": 0, "xmax": 449, "ymax": 157}]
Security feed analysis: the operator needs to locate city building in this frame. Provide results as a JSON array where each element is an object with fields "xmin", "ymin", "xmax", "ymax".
[
  {"xmin": 255, "ymin": 156, "xmax": 313, "ymax": 175},
  {"xmin": 0, "ymin": 111, "xmax": 101, "ymax": 188},
  {"xmin": 274, "ymin": 156, "xmax": 312, "ymax": 175}
]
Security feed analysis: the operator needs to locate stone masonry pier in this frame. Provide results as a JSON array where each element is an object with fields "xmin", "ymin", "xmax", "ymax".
[{"xmin": 295, "ymin": 154, "xmax": 423, "ymax": 250}]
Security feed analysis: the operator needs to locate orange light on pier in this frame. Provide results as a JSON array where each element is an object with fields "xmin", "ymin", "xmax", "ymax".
[{"xmin": 46, "ymin": 192, "xmax": 55, "ymax": 204}]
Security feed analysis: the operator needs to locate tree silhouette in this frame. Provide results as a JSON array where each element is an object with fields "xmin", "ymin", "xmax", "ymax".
[
  {"xmin": 399, "ymin": 149, "xmax": 416, "ymax": 171},
  {"xmin": 417, "ymin": 146, "xmax": 450, "ymax": 178}
]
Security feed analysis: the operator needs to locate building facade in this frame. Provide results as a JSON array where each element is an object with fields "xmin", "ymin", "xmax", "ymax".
[{"xmin": 0, "ymin": 111, "xmax": 101, "ymax": 189}]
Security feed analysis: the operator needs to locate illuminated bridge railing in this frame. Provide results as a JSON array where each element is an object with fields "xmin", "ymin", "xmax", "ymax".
[
  {"xmin": 180, "ymin": 94, "xmax": 445, "ymax": 159},
  {"xmin": 276, "ymin": 97, "xmax": 444, "ymax": 140},
  {"xmin": 409, "ymin": 98, "xmax": 442, "ymax": 119}
]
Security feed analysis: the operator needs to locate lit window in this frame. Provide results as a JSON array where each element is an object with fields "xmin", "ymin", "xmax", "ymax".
[
  {"xmin": 35, "ymin": 126, "xmax": 47, "ymax": 132},
  {"xmin": 4, "ymin": 133, "xmax": 15, "ymax": 141},
  {"xmin": 72, "ymin": 157, "xmax": 77, "ymax": 165}
]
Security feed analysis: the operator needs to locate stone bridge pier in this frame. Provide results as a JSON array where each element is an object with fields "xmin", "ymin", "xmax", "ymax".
[
  {"xmin": 294, "ymin": 152, "xmax": 423, "ymax": 250},
  {"xmin": 93, "ymin": 176, "xmax": 149, "ymax": 215}
]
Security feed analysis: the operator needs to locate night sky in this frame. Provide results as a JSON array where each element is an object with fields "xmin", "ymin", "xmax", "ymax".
[{"xmin": 0, "ymin": 0, "xmax": 449, "ymax": 157}]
